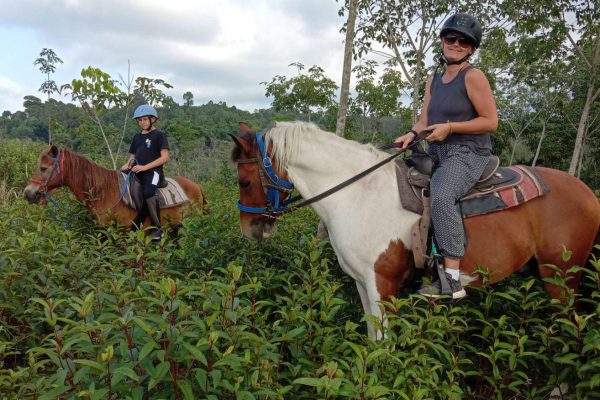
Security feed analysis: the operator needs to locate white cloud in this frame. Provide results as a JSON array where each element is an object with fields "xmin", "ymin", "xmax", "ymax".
[
  {"xmin": 0, "ymin": 76, "xmax": 28, "ymax": 113},
  {"xmin": 0, "ymin": 0, "xmax": 346, "ymax": 113}
]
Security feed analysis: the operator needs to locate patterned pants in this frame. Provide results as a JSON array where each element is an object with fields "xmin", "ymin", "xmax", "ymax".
[{"xmin": 429, "ymin": 143, "xmax": 490, "ymax": 259}]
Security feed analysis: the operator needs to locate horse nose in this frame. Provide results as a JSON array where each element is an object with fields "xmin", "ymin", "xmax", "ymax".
[{"xmin": 23, "ymin": 185, "xmax": 39, "ymax": 203}]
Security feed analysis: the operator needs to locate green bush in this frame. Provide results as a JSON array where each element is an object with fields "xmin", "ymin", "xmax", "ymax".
[{"xmin": 1, "ymin": 158, "xmax": 599, "ymax": 399}]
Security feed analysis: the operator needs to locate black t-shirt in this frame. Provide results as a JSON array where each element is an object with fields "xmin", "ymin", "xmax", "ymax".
[{"xmin": 128, "ymin": 130, "xmax": 170, "ymax": 174}]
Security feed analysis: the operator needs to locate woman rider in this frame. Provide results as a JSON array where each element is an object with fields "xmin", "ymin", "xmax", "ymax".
[{"xmin": 395, "ymin": 13, "xmax": 499, "ymax": 298}]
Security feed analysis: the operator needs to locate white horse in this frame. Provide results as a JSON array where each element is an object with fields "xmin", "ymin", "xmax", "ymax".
[{"xmin": 231, "ymin": 121, "xmax": 600, "ymax": 339}]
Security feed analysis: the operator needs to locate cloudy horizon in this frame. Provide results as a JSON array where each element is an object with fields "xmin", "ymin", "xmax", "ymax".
[{"xmin": 0, "ymin": 0, "xmax": 353, "ymax": 114}]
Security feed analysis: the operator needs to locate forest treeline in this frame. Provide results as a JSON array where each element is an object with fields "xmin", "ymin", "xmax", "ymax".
[{"xmin": 1, "ymin": 0, "xmax": 598, "ymax": 188}]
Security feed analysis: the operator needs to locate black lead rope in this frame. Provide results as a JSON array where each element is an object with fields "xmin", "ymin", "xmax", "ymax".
[{"xmin": 277, "ymin": 130, "xmax": 432, "ymax": 215}]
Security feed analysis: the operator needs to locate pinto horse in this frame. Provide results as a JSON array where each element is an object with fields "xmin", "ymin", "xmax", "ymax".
[
  {"xmin": 231, "ymin": 121, "xmax": 600, "ymax": 338},
  {"xmin": 23, "ymin": 146, "xmax": 206, "ymax": 227}
]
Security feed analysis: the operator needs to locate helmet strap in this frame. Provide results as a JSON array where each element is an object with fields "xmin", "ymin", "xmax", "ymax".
[{"xmin": 439, "ymin": 54, "xmax": 471, "ymax": 66}]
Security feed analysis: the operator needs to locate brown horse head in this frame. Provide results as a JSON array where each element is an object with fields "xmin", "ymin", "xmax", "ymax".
[
  {"xmin": 23, "ymin": 145, "xmax": 63, "ymax": 204},
  {"xmin": 231, "ymin": 131, "xmax": 292, "ymax": 240}
]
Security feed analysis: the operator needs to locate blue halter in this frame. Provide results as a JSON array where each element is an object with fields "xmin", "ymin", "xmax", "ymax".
[{"xmin": 236, "ymin": 131, "xmax": 295, "ymax": 216}]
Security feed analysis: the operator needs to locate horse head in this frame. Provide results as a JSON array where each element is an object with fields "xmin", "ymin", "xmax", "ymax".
[
  {"xmin": 23, "ymin": 145, "xmax": 64, "ymax": 204},
  {"xmin": 230, "ymin": 131, "xmax": 293, "ymax": 240}
]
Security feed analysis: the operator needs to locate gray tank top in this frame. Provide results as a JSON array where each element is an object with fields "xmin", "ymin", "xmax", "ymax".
[{"xmin": 427, "ymin": 67, "xmax": 492, "ymax": 155}]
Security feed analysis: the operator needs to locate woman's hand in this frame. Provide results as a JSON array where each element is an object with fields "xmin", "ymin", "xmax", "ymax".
[
  {"xmin": 394, "ymin": 131, "xmax": 417, "ymax": 151},
  {"xmin": 425, "ymin": 123, "xmax": 452, "ymax": 142}
]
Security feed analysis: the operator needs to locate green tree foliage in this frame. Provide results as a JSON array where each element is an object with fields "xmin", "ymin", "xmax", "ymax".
[
  {"xmin": 183, "ymin": 91, "xmax": 194, "ymax": 107},
  {"xmin": 33, "ymin": 48, "xmax": 64, "ymax": 144},
  {"xmin": 33, "ymin": 48, "xmax": 63, "ymax": 99},
  {"xmin": 64, "ymin": 67, "xmax": 174, "ymax": 168},
  {"xmin": 262, "ymin": 62, "xmax": 338, "ymax": 123},
  {"xmin": 495, "ymin": 0, "xmax": 600, "ymax": 176}
]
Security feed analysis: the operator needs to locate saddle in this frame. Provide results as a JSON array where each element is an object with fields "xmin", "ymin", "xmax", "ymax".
[
  {"xmin": 396, "ymin": 153, "xmax": 549, "ymax": 268},
  {"xmin": 117, "ymin": 172, "xmax": 190, "ymax": 211}
]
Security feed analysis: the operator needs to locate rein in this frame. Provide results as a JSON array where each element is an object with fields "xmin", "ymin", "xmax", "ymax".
[{"xmin": 236, "ymin": 130, "xmax": 431, "ymax": 218}]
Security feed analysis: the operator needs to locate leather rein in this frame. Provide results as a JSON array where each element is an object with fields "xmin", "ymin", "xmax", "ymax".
[{"xmin": 235, "ymin": 130, "xmax": 430, "ymax": 219}]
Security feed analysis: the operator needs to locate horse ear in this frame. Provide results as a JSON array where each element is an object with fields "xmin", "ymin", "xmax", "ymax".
[
  {"xmin": 230, "ymin": 134, "xmax": 252, "ymax": 155},
  {"xmin": 49, "ymin": 145, "xmax": 59, "ymax": 157}
]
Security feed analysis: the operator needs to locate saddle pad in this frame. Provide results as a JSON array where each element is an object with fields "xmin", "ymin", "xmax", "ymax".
[
  {"xmin": 156, "ymin": 178, "xmax": 189, "ymax": 209},
  {"xmin": 117, "ymin": 172, "xmax": 189, "ymax": 210},
  {"xmin": 460, "ymin": 165, "xmax": 549, "ymax": 218},
  {"xmin": 395, "ymin": 161, "xmax": 549, "ymax": 217}
]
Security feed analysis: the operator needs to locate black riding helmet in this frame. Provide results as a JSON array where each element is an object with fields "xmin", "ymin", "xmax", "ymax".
[{"xmin": 440, "ymin": 13, "xmax": 482, "ymax": 48}]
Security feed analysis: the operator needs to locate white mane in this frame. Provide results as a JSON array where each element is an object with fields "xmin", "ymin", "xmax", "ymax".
[{"xmin": 263, "ymin": 121, "xmax": 388, "ymax": 173}]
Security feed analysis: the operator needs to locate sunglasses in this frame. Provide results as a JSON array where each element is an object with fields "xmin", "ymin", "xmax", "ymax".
[{"xmin": 442, "ymin": 33, "xmax": 473, "ymax": 48}]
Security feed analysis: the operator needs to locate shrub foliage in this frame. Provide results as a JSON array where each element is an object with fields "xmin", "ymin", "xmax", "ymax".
[{"xmin": 1, "ymin": 145, "xmax": 599, "ymax": 399}]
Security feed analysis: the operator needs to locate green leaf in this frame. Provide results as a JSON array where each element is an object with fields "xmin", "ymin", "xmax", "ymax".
[
  {"xmin": 38, "ymin": 385, "xmax": 70, "ymax": 400},
  {"xmin": 74, "ymin": 359, "xmax": 106, "ymax": 371},
  {"xmin": 182, "ymin": 342, "xmax": 208, "ymax": 366},
  {"xmin": 293, "ymin": 377, "xmax": 323, "ymax": 388},
  {"xmin": 178, "ymin": 379, "xmax": 195, "ymax": 400},
  {"xmin": 113, "ymin": 366, "xmax": 139, "ymax": 382},
  {"xmin": 139, "ymin": 341, "xmax": 159, "ymax": 361}
]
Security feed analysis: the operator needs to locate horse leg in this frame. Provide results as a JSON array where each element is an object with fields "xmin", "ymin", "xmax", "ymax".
[
  {"xmin": 536, "ymin": 231, "xmax": 596, "ymax": 306},
  {"xmin": 355, "ymin": 280, "xmax": 384, "ymax": 339}
]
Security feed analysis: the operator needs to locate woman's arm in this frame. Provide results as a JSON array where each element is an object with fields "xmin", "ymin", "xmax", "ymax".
[{"xmin": 426, "ymin": 68, "xmax": 498, "ymax": 142}]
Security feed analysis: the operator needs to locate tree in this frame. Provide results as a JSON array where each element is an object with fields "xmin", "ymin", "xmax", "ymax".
[
  {"xmin": 262, "ymin": 62, "xmax": 338, "ymax": 123},
  {"xmin": 66, "ymin": 66, "xmax": 173, "ymax": 168},
  {"xmin": 499, "ymin": 0, "xmax": 600, "ymax": 176},
  {"xmin": 34, "ymin": 48, "xmax": 63, "ymax": 144},
  {"xmin": 336, "ymin": 0, "xmax": 358, "ymax": 137},
  {"xmin": 183, "ymin": 91, "xmax": 194, "ymax": 107},
  {"xmin": 353, "ymin": 60, "xmax": 406, "ymax": 139},
  {"xmin": 353, "ymin": 1, "xmax": 502, "ymax": 125}
]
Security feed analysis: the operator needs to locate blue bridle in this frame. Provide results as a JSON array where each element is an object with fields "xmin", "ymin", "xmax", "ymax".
[
  {"xmin": 234, "ymin": 130, "xmax": 424, "ymax": 218},
  {"xmin": 236, "ymin": 131, "xmax": 296, "ymax": 216}
]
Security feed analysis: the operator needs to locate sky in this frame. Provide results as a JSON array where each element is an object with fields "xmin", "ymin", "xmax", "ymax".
[{"xmin": 0, "ymin": 0, "xmax": 351, "ymax": 114}]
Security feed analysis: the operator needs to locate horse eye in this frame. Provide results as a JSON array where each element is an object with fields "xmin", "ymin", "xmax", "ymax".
[
  {"xmin": 238, "ymin": 180, "xmax": 251, "ymax": 189},
  {"xmin": 40, "ymin": 167, "xmax": 48, "ymax": 172}
]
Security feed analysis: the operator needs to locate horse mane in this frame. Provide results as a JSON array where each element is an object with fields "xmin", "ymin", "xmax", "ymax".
[
  {"xmin": 264, "ymin": 121, "xmax": 386, "ymax": 171},
  {"xmin": 62, "ymin": 148, "xmax": 118, "ymax": 200}
]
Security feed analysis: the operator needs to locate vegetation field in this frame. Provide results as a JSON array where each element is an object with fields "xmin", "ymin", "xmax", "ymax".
[{"xmin": 1, "ymin": 139, "xmax": 599, "ymax": 400}]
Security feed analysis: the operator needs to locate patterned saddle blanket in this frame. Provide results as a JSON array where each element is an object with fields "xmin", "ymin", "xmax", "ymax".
[
  {"xmin": 117, "ymin": 172, "xmax": 189, "ymax": 211},
  {"xmin": 395, "ymin": 158, "xmax": 549, "ymax": 218}
]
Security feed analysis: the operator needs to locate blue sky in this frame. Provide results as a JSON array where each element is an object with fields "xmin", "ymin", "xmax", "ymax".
[{"xmin": 0, "ymin": 0, "xmax": 347, "ymax": 113}]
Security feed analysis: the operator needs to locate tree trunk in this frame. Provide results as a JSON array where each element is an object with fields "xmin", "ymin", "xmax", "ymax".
[
  {"xmin": 569, "ymin": 35, "xmax": 600, "ymax": 175},
  {"xmin": 509, "ymin": 137, "xmax": 518, "ymax": 166},
  {"xmin": 531, "ymin": 119, "xmax": 546, "ymax": 167},
  {"xmin": 336, "ymin": 0, "xmax": 358, "ymax": 138},
  {"xmin": 568, "ymin": 84, "xmax": 595, "ymax": 175}
]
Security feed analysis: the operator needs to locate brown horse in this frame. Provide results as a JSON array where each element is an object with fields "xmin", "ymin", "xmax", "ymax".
[
  {"xmin": 23, "ymin": 146, "xmax": 206, "ymax": 227},
  {"xmin": 231, "ymin": 121, "xmax": 600, "ymax": 338}
]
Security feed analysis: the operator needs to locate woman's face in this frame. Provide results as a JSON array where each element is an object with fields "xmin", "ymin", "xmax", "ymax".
[{"xmin": 441, "ymin": 31, "xmax": 474, "ymax": 62}]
